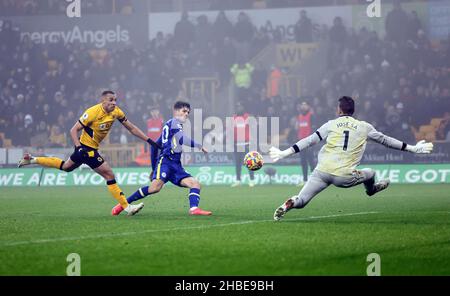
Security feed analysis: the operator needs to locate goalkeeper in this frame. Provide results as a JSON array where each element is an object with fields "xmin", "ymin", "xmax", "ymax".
[{"xmin": 269, "ymin": 96, "xmax": 434, "ymax": 221}]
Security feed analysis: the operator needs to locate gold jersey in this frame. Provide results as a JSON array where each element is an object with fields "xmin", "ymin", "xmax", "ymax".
[
  {"xmin": 315, "ymin": 116, "xmax": 375, "ymax": 177},
  {"xmin": 78, "ymin": 103, "xmax": 127, "ymax": 149}
]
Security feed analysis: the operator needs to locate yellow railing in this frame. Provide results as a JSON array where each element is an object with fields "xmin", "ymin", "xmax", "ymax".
[
  {"xmin": 99, "ymin": 143, "xmax": 143, "ymax": 167},
  {"xmin": 267, "ymin": 75, "xmax": 302, "ymax": 98},
  {"xmin": 182, "ymin": 77, "xmax": 220, "ymax": 111}
]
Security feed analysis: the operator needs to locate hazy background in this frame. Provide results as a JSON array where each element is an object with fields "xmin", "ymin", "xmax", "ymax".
[{"xmin": 0, "ymin": 0, "xmax": 449, "ymax": 167}]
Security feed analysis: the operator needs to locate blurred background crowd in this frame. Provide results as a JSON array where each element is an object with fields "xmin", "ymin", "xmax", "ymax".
[{"xmin": 0, "ymin": 0, "xmax": 449, "ymax": 150}]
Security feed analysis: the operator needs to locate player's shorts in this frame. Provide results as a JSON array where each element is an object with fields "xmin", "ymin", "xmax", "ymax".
[
  {"xmin": 152, "ymin": 156, "xmax": 191, "ymax": 186},
  {"xmin": 69, "ymin": 144, "xmax": 105, "ymax": 169},
  {"xmin": 313, "ymin": 169, "xmax": 375, "ymax": 188},
  {"xmin": 293, "ymin": 168, "xmax": 376, "ymax": 208}
]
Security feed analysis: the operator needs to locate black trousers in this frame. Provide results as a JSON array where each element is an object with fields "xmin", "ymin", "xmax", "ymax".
[
  {"xmin": 300, "ymin": 149, "xmax": 315, "ymax": 182},
  {"xmin": 234, "ymin": 144, "xmax": 254, "ymax": 181}
]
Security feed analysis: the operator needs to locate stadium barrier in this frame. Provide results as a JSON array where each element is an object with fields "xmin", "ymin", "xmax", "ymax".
[
  {"xmin": 1, "ymin": 164, "xmax": 449, "ymax": 187},
  {"xmin": 1, "ymin": 142, "xmax": 450, "ymax": 167},
  {"xmin": 0, "ymin": 144, "xmax": 144, "ymax": 168},
  {"xmin": 182, "ymin": 77, "xmax": 220, "ymax": 113},
  {"xmin": 99, "ymin": 143, "xmax": 142, "ymax": 167}
]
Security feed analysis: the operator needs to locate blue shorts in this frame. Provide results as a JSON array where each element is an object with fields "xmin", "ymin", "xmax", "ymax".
[{"xmin": 152, "ymin": 156, "xmax": 192, "ymax": 187}]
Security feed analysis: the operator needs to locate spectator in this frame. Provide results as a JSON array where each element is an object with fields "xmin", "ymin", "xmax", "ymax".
[
  {"xmin": 173, "ymin": 11, "xmax": 196, "ymax": 50},
  {"xmin": 385, "ymin": 0, "xmax": 409, "ymax": 43},
  {"xmin": 214, "ymin": 36, "xmax": 237, "ymax": 85},
  {"xmin": 294, "ymin": 10, "xmax": 313, "ymax": 43},
  {"xmin": 49, "ymin": 125, "xmax": 67, "ymax": 147},
  {"xmin": 233, "ymin": 12, "xmax": 255, "ymax": 60},
  {"xmin": 231, "ymin": 102, "xmax": 255, "ymax": 188},
  {"xmin": 408, "ymin": 10, "xmax": 423, "ymax": 42},
  {"xmin": 437, "ymin": 112, "xmax": 450, "ymax": 141},
  {"xmin": 212, "ymin": 11, "xmax": 234, "ymax": 46},
  {"xmin": 147, "ymin": 107, "xmax": 164, "ymax": 143},
  {"xmin": 230, "ymin": 61, "xmax": 254, "ymax": 103},
  {"xmin": 267, "ymin": 65, "xmax": 283, "ymax": 98},
  {"xmin": 294, "ymin": 101, "xmax": 315, "ymax": 186},
  {"xmin": 328, "ymin": 17, "xmax": 347, "ymax": 68},
  {"xmin": 195, "ymin": 14, "xmax": 213, "ymax": 51}
]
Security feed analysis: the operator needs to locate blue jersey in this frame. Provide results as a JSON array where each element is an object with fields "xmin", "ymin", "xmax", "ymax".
[{"xmin": 150, "ymin": 118, "xmax": 201, "ymax": 170}]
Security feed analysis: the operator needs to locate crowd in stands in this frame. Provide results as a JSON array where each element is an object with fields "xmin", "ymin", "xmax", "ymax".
[
  {"xmin": 1, "ymin": 1, "xmax": 450, "ymax": 150},
  {"xmin": 230, "ymin": 2, "xmax": 450, "ymax": 144},
  {"xmin": 0, "ymin": 0, "xmax": 430, "ymax": 16},
  {"xmin": 315, "ymin": 2, "xmax": 450, "ymax": 143},
  {"xmin": 0, "ymin": 0, "xmax": 133, "ymax": 16},
  {"xmin": 0, "ymin": 9, "xmax": 271, "ymax": 148}
]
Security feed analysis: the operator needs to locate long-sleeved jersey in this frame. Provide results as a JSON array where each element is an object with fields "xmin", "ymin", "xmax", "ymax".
[
  {"xmin": 150, "ymin": 118, "xmax": 201, "ymax": 170},
  {"xmin": 291, "ymin": 115, "xmax": 407, "ymax": 176}
]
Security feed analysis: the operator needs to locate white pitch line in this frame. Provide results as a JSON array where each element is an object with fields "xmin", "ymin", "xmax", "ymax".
[{"xmin": 0, "ymin": 211, "xmax": 378, "ymax": 247}]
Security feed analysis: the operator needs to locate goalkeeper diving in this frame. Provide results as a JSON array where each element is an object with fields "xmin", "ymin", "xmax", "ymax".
[{"xmin": 269, "ymin": 96, "xmax": 434, "ymax": 221}]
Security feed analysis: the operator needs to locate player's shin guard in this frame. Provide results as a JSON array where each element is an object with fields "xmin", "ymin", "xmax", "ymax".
[
  {"xmin": 127, "ymin": 186, "xmax": 151, "ymax": 203},
  {"xmin": 35, "ymin": 157, "xmax": 64, "ymax": 169},
  {"xmin": 188, "ymin": 188, "xmax": 201, "ymax": 209},
  {"xmin": 107, "ymin": 179, "xmax": 129, "ymax": 209}
]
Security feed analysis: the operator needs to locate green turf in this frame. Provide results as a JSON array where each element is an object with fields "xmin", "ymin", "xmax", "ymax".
[{"xmin": 0, "ymin": 184, "xmax": 449, "ymax": 275}]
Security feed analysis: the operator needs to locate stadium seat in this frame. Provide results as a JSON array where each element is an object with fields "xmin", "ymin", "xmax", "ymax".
[
  {"xmin": 134, "ymin": 151, "xmax": 151, "ymax": 166},
  {"xmin": 47, "ymin": 60, "xmax": 58, "ymax": 71},
  {"xmin": 121, "ymin": 5, "xmax": 133, "ymax": 15},
  {"xmin": 418, "ymin": 125, "xmax": 436, "ymax": 142},
  {"xmin": 430, "ymin": 118, "xmax": 443, "ymax": 129},
  {"xmin": 419, "ymin": 124, "xmax": 435, "ymax": 133},
  {"xmin": 89, "ymin": 49, "xmax": 108, "ymax": 65},
  {"xmin": 411, "ymin": 126, "xmax": 422, "ymax": 141},
  {"xmin": 425, "ymin": 132, "xmax": 436, "ymax": 142},
  {"xmin": 3, "ymin": 139, "xmax": 12, "ymax": 148},
  {"xmin": 253, "ymin": 0, "xmax": 267, "ymax": 9}
]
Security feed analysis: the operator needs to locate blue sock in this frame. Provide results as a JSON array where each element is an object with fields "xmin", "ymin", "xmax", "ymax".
[
  {"xmin": 127, "ymin": 186, "xmax": 150, "ymax": 203},
  {"xmin": 189, "ymin": 188, "xmax": 200, "ymax": 208}
]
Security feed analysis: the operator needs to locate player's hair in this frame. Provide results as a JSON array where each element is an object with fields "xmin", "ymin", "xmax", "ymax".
[
  {"xmin": 338, "ymin": 96, "xmax": 355, "ymax": 115},
  {"xmin": 101, "ymin": 90, "xmax": 116, "ymax": 96},
  {"xmin": 173, "ymin": 101, "xmax": 191, "ymax": 110}
]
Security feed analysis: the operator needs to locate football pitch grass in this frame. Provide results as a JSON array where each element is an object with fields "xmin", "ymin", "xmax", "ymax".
[{"xmin": 0, "ymin": 184, "xmax": 449, "ymax": 275}]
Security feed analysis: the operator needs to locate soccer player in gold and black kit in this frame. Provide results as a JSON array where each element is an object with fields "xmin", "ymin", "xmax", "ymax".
[{"xmin": 18, "ymin": 91, "xmax": 161, "ymax": 216}]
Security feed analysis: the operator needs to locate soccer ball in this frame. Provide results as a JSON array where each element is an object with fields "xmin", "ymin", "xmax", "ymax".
[{"xmin": 244, "ymin": 151, "xmax": 264, "ymax": 171}]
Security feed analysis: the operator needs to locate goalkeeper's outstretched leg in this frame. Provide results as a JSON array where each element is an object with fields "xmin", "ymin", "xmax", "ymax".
[
  {"xmin": 335, "ymin": 168, "xmax": 390, "ymax": 197},
  {"xmin": 269, "ymin": 96, "xmax": 434, "ymax": 221},
  {"xmin": 274, "ymin": 170, "xmax": 330, "ymax": 221}
]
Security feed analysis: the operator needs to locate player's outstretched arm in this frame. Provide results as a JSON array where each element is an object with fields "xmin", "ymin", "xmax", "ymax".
[
  {"xmin": 122, "ymin": 119, "xmax": 162, "ymax": 149},
  {"xmin": 270, "ymin": 122, "xmax": 329, "ymax": 162},
  {"xmin": 269, "ymin": 132, "xmax": 323, "ymax": 162},
  {"xmin": 150, "ymin": 135, "xmax": 162, "ymax": 172},
  {"xmin": 174, "ymin": 131, "xmax": 205, "ymax": 152},
  {"xmin": 367, "ymin": 124, "xmax": 433, "ymax": 154},
  {"xmin": 70, "ymin": 121, "xmax": 84, "ymax": 147}
]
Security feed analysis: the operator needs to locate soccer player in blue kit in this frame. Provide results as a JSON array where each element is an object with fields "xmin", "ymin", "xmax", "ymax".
[{"xmin": 111, "ymin": 101, "xmax": 212, "ymax": 216}]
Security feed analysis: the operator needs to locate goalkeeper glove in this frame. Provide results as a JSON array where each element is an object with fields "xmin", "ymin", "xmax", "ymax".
[
  {"xmin": 406, "ymin": 140, "xmax": 434, "ymax": 154},
  {"xmin": 269, "ymin": 146, "xmax": 295, "ymax": 162}
]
